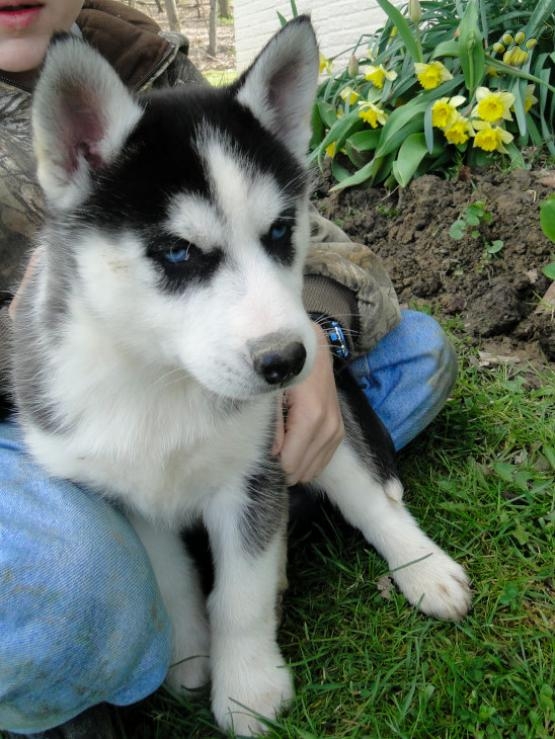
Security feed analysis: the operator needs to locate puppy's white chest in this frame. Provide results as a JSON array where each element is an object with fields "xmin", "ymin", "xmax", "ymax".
[{"xmin": 26, "ymin": 391, "xmax": 273, "ymax": 524}]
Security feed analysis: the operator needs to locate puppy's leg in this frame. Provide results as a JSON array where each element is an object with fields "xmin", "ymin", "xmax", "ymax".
[
  {"xmin": 317, "ymin": 440, "xmax": 470, "ymax": 620},
  {"xmin": 204, "ymin": 469, "xmax": 293, "ymax": 737},
  {"xmin": 129, "ymin": 514, "xmax": 210, "ymax": 691}
]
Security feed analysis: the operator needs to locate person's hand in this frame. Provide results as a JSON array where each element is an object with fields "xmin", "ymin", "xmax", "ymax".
[
  {"xmin": 8, "ymin": 247, "xmax": 42, "ymax": 319},
  {"xmin": 272, "ymin": 322, "xmax": 344, "ymax": 485}
]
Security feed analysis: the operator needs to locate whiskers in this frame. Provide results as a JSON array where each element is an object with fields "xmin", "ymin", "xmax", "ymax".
[{"xmin": 148, "ymin": 365, "xmax": 188, "ymax": 393}]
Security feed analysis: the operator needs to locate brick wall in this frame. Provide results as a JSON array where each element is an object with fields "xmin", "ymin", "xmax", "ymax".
[{"xmin": 234, "ymin": 0, "xmax": 399, "ymax": 72}]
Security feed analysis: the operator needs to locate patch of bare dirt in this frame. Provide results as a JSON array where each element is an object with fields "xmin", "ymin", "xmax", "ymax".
[{"xmin": 315, "ymin": 168, "xmax": 555, "ymax": 366}]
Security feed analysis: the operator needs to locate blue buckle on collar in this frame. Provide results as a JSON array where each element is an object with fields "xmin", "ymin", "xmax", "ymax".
[{"xmin": 324, "ymin": 319, "xmax": 350, "ymax": 360}]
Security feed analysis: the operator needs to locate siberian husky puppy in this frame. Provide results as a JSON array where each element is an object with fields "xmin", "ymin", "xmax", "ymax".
[{"xmin": 12, "ymin": 17, "xmax": 470, "ymax": 736}]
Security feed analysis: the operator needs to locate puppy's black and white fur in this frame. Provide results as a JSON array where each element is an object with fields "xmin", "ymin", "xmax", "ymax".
[{"xmin": 12, "ymin": 19, "xmax": 470, "ymax": 736}]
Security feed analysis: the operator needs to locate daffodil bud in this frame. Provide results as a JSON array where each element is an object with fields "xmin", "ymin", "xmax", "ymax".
[
  {"xmin": 502, "ymin": 32, "xmax": 513, "ymax": 45},
  {"xmin": 507, "ymin": 48, "xmax": 528, "ymax": 66},
  {"xmin": 503, "ymin": 48, "xmax": 515, "ymax": 65},
  {"xmin": 526, "ymin": 38, "xmax": 538, "ymax": 49},
  {"xmin": 348, "ymin": 55, "xmax": 359, "ymax": 77},
  {"xmin": 408, "ymin": 0, "xmax": 422, "ymax": 23},
  {"xmin": 492, "ymin": 42, "xmax": 505, "ymax": 54},
  {"xmin": 514, "ymin": 30, "xmax": 526, "ymax": 44}
]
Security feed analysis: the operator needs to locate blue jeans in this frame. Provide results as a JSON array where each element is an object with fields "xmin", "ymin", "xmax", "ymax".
[
  {"xmin": 0, "ymin": 310, "xmax": 456, "ymax": 733},
  {"xmin": 349, "ymin": 309, "xmax": 457, "ymax": 451}
]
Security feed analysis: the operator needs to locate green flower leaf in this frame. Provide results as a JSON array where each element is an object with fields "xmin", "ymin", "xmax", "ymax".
[
  {"xmin": 431, "ymin": 39, "xmax": 460, "ymax": 59},
  {"xmin": 375, "ymin": 0, "xmax": 423, "ymax": 63},
  {"xmin": 312, "ymin": 109, "xmax": 364, "ymax": 164},
  {"xmin": 525, "ymin": 0, "xmax": 555, "ymax": 39},
  {"xmin": 331, "ymin": 159, "xmax": 354, "ymax": 183},
  {"xmin": 540, "ymin": 195, "xmax": 555, "ymax": 243},
  {"xmin": 316, "ymin": 101, "xmax": 338, "ymax": 129},
  {"xmin": 392, "ymin": 132, "xmax": 429, "ymax": 187},
  {"xmin": 510, "ymin": 79, "xmax": 528, "ymax": 139},
  {"xmin": 330, "ymin": 158, "xmax": 382, "ymax": 191},
  {"xmin": 486, "ymin": 58, "xmax": 555, "ymax": 95},
  {"xmin": 346, "ymin": 129, "xmax": 381, "ymax": 152}
]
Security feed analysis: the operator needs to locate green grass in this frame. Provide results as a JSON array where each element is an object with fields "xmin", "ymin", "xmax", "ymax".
[
  {"xmin": 203, "ymin": 68, "xmax": 237, "ymax": 87},
  {"xmin": 3, "ymin": 335, "xmax": 551, "ymax": 738},
  {"xmin": 122, "ymin": 333, "xmax": 554, "ymax": 738}
]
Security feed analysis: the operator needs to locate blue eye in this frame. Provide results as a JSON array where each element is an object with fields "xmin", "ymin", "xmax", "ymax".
[
  {"xmin": 270, "ymin": 223, "xmax": 289, "ymax": 241},
  {"xmin": 164, "ymin": 245, "xmax": 190, "ymax": 264}
]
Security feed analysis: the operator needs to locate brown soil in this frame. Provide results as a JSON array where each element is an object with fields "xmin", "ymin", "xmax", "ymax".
[{"xmin": 315, "ymin": 167, "xmax": 555, "ymax": 367}]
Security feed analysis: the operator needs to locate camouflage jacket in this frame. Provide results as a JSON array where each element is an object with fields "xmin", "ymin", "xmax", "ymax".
[{"xmin": 0, "ymin": 0, "xmax": 400, "ymax": 410}]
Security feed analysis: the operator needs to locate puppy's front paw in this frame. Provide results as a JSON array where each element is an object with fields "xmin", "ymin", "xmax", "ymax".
[
  {"xmin": 211, "ymin": 643, "xmax": 293, "ymax": 736},
  {"xmin": 392, "ymin": 545, "xmax": 471, "ymax": 621}
]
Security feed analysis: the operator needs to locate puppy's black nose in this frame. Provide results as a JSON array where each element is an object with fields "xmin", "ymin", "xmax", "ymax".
[{"xmin": 253, "ymin": 341, "xmax": 306, "ymax": 385}]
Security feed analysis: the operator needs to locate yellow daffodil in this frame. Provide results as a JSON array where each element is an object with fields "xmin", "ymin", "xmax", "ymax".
[
  {"xmin": 414, "ymin": 61, "xmax": 453, "ymax": 90},
  {"xmin": 325, "ymin": 141, "xmax": 337, "ymax": 159},
  {"xmin": 339, "ymin": 86, "xmax": 360, "ymax": 106},
  {"xmin": 364, "ymin": 64, "xmax": 397, "ymax": 89},
  {"xmin": 473, "ymin": 120, "xmax": 513, "ymax": 153},
  {"xmin": 524, "ymin": 85, "xmax": 538, "ymax": 113},
  {"xmin": 472, "ymin": 87, "xmax": 514, "ymax": 123},
  {"xmin": 358, "ymin": 102, "xmax": 388, "ymax": 128},
  {"xmin": 443, "ymin": 114, "xmax": 473, "ymax": 145},
  {"xmin": 431, "ymin": 95, "xmax": 466, "ymax": 129},
  {"xmin": 319, "ymin": 53, "xmax": 332, "ymax": 75}
]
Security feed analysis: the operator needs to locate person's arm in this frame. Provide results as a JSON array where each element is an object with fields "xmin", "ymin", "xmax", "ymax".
[
  {"xmin": 272, "ymin": 322, "xmax": 344, "ymax": 485},
  {"xmin": 305, "ymin": 208, "xmax": 401, "ymax": 357}
]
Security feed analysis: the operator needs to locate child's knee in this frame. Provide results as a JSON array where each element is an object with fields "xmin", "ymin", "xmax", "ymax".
[{"xmin": 0, "ymin": 452, "xmax": 172, "ymax": 733}]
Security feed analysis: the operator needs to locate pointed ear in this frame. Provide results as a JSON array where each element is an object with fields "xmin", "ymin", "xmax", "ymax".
[
  {"xmin": 32, "ymin": 35, "xmax": 143, "ymax": 210},
  {"xmin": 235, "ymin": 16, "xmax": 319, "ymax": 161}
]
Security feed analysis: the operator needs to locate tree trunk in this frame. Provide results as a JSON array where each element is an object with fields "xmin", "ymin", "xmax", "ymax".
[
  {"xmin": 164, "ymin": 0, "xmax": 180, "ymax": 32},
  {"xmin": 208, "ymin": 0, "xmax": 217, "ymax": 56},
  {"xmin": 218, "ymin": 0, "xmax": 230, "ymax": 18}
]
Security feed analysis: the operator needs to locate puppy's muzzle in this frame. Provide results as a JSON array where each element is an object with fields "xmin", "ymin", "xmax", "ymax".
[{"xmin": 249, "ymin": 334, "xmax": 307, "ymax": 386}]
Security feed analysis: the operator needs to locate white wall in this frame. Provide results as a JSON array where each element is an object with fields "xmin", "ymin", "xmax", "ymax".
[{"xmin": 234, "ymin": 0, "xmax": 394, "ymax": 72}]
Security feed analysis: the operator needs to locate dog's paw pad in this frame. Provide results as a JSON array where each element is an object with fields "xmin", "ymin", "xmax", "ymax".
[{"xmin": 393, "ymin": 549, "xmax": 471, "ymax": 621}]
